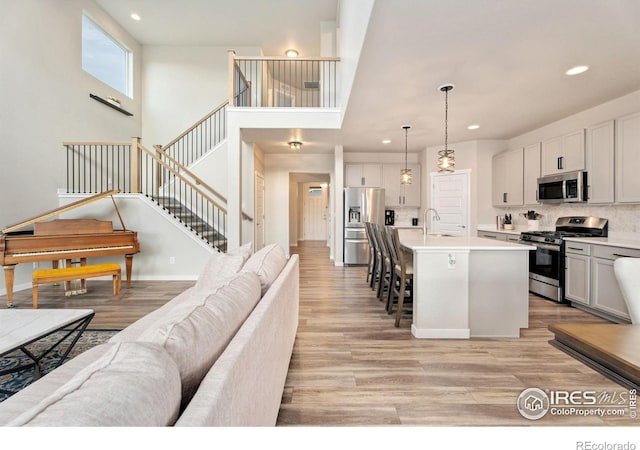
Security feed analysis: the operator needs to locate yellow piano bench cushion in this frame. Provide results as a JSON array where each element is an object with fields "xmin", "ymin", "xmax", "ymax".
[{"xmin": 32, "ymin": 263, "xmax": 122, "ymax": 309}]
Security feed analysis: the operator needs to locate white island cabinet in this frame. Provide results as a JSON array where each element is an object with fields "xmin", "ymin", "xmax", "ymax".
[{"xmin": 399, "ymin": 228, "xmax": 534, "ymax": 339}]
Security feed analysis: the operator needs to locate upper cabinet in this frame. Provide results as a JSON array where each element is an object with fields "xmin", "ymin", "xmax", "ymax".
[
  {"xmin": 382, "ymin": 164, "xmax": 421, "ymax": 207},
  {"xmin": 492, "ymin": 148, "xmax": 523, "ymax": 206},
  {"xmin": 345, "ymin": 163, "xmax": 382, "ymax": 187},
  {"xmin": 586, "ymin": 120, "xmax": 615, "ymax": 204},
  {"xmin": 523, "ymin": 143, "xmax": 541, "ymax": 205},
  {"xmin": 615, "ymin": 112, "xmax": 640, "ymax": 203},
  {"xmin": 541, "ymin": 129, "xmax": 585, "ymax": 176}
]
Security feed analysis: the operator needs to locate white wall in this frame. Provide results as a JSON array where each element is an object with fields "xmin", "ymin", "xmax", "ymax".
[
  {"xmin": 338, "ymin": 0, "xmax": 375, "ymax": 116},
  {"xmin": 264, "ymin": 153, "xmax": 335, "ymax": 256},
  {"xmin": 0, "ymin": 0, "xmax": 142, "ymax": 294},
  {"xmin": 0, "ymin": 0, "xmax": 142, "ymax": 225},
  {"xmin": 141, "ymin": 46, "xmax": 262, "ymax": 147}
]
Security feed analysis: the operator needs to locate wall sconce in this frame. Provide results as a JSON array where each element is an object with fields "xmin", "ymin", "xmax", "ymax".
[{"xmin": 288, "ymin": 141, "xmax": 302, "ymax": 151}]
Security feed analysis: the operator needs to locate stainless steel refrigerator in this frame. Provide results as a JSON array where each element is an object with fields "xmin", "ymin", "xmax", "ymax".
[{"xmin": 344, "ymin": 187, "xmax": 385, "ymax": 265}]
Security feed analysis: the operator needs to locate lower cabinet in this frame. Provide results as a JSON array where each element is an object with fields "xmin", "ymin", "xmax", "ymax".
[
  {"xmin": 565, "ymin": 243, "xmax": 590, "ymax": 306},
  {"xmin": 477, "ymin": 231, "xmax": 507, "ymax": 241},
  {"xmin": 565, "ymin": 241, "xmax": 639, "ymax": 322}
]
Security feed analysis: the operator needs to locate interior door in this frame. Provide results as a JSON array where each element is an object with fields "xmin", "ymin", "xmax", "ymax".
[
  {"xmin": 254, "ymin": 172, "xmax": 265, "ymax": 250},
  {"xmin": 303, "ymin": 183, "xmax": 328, "ymax": 240},
  {"xmin": 430, "ymin": 171, "xmax": 470, "ymax": 236}
]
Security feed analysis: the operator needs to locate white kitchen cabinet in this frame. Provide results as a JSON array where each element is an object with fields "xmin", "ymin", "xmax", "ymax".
[
  {"xmin": 614, "ymin": 111, "xmax": 640, "ymax": 203},
  {"xmin": 345, "ymin": 163, "xmax": 382, "ymax": 187},
  {"xmin": 586, "ymin": 120, "xmax": 615, "ymax": 204},
  {"xmin": 591, "ymin": 257, "xmax": 629, "ymax": 321},
  {"xmin": 541, "ymin": 129, "xmax": 585, "ymax": 175},
  {"xmin": 564, "ymin": 242, "xmax": 590, "ymax": 306},
  {"xmin": 477, "ymin": 231, "xmax": 507, "ymax": 241},
  {"xmin": 566, "ymin": 241, "xmax": 640, "ymax": 322},
  {"xmin": 382, "ymin": 164, "xmax": 421, "ymax": 207},
  {"xmin": 523, "ymin": 142, "xmax": 541, "ymax": 205},
  {"xmin": 492, "ymin": 148, "xmax": 523, "ymax": 206}
]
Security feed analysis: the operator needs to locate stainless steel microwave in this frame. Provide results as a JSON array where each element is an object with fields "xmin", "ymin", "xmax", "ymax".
[{"xmin": 537, "ymin": 170, "xmax": 588, "ymax": 203}]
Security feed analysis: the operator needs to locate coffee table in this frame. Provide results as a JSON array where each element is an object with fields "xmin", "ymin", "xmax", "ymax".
[{"xmin": 0, "ymin": 309, "xmax": 94, "ymax": 395}]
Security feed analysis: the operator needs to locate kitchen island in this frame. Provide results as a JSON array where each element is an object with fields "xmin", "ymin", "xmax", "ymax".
[{"xmin": 399, "ymin": 228, "xmax": 535, "ymax": 339}]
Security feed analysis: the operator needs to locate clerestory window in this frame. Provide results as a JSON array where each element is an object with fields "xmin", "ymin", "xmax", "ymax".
[{"xmin": 82, "ymin": 14, "xmax": 131, "ymax": 97}]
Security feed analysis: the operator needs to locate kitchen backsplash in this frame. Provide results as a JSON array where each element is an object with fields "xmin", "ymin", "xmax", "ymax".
[
  {"xmin": 388, "ymin": 207, "xmax": 420, "ymax": 226},
  {"xmin": 497, "ymin": 204, "xmax": 640, "ymax": 233}
]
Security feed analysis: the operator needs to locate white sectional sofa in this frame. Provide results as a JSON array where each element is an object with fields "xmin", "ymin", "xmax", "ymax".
[{"xmin": 0, "ymin": 243, "xmax": 299, "ymax": 426}]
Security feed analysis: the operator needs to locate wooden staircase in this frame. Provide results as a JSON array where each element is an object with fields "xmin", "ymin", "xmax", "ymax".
[{"xmin": 155, "ymin": 196, "xmax": 227, "ymax": 252}]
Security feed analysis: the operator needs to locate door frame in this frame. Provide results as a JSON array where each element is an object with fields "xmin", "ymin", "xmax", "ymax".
[{"xmin": 430, "ymin": 169, "xmax": 471, "ymax": 236}]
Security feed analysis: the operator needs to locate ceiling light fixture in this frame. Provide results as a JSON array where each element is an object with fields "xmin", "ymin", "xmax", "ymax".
[
  {"xmin": 285, "ymin": 49, "xmax": 299, "ymax": 58},
  {"xmin": 400, "ymin": 125, "xmax": 412, "ymax": 185},
  {"xmin": 130, "ymin": 13, "xmax": 141, "ymax": 21},
  {"xmin": 467, "ymin": 124, "xmax": 480, "ymax": 130},
  {"xmin": 565, "ymin": 65, "xmax": 589, "ymax": 76},
  {"xmin": 288, "ymin": 141, "xmax": 302, "ymax": 151},
  {"xmin": 437, "ymin": 84, "xmax": 456, "ymax": 173}
]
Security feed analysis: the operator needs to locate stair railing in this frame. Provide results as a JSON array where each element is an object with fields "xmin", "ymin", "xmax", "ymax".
[
  {"xmin": 64, "ymin": 139, "xmax": 227, "ymax": 251},
  {"xmin": 157, "ymin": 100, "xmax": 228, "ymax": 169}
]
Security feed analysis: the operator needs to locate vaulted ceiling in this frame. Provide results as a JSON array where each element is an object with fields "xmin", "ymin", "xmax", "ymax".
[{"xmin": 96, "ymin": 0, "xmax": 640, "ymax": 154}]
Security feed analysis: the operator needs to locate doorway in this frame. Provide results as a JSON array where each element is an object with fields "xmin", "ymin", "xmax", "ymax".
[
  {"xmin": 289, "ymin": 173, "xmax": 331, "ymax": 248},
  {"xmin": 430, "ymin": 169, "xmax": 471, "ymax": 236},
  {"xmin": 254, "ymin": 172, "xmax": 265, "ymax": 250}
]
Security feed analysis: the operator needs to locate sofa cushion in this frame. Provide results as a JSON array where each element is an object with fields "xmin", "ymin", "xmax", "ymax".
[
  {"xmin": 7, "ymin": 342, "xmax": 181, "ymax": 427},
  {"xmin": 242, "ymin": 243, "xmax": 287, "ymax": 295},
  {"xmin": 137, "ymin": 271, "xmax": 262, "ymax": 407},
  {"xmin": 227, "ymin": 241, "xmax": 253, "ymax": 262},
  {"xmin": 194, "ymin": 251, "xmax": 246, "ymax": 291}
]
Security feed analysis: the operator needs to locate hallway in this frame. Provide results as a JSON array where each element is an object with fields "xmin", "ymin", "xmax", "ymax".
[{"xmin": 277, "ymin": 241, "xmax": 624, "ymax": 426}]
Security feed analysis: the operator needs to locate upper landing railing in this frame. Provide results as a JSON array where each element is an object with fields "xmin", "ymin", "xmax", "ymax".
[{"xmin": 229, "ymin": 51, "xmax": 340, "ymax": 108}]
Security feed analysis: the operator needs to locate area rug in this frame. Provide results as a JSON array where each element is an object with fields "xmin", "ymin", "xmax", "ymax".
[{"xmin": 0, "ymin": 329, "xmax": 118, "ymax": 402}]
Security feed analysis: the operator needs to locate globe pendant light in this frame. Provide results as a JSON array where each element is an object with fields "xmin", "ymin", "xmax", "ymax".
[
  {"xmin": 400, "ymin": 125, "xmax": 412, "ymax": 185},
  {"xmin": 437, "ymin": 84, "xmax": 455, "ymax": 173}
]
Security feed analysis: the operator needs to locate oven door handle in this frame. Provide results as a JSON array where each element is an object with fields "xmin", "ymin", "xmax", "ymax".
[{"xmin": 524, "ymin": 242, "xmax": 561, "ymax": 252}]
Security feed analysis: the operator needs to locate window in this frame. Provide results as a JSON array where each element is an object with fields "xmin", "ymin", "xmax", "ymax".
[{"xmin": 82, "ymin": 14, "xmax": 131, "ymax": 96}]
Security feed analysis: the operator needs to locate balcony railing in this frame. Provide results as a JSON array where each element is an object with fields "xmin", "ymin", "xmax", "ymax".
[{"xmin": 230, "ymin": 54, "xmax": 340, "ymax": 108}]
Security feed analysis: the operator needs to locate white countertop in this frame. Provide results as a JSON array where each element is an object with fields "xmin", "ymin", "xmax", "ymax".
[
  {"xmin": 476, "ymin": 225, "xmax": 554, "ymax": 235},
  {"xmin": 564, "ymin": 235, "xmax": 640, "ymax": 250},
  {"xmin": 399, "ymin": 228, "xmax": 535, "ymax": 251}
]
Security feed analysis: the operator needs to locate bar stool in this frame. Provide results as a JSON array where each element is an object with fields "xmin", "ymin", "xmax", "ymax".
[
  {"xmin": 383, "ymin": 226, "xmax": 400, "ymax": 314},
  {"xmin": 391, "ymin": 227, "xmax": 413, "ymax": 327},
  {"xmin": 364, "ymin": 222, "xmax": 377, "ymax": 286},
  {"xmin": 373, "ymin": 224, "xmax": 392, "ymax": 302}
]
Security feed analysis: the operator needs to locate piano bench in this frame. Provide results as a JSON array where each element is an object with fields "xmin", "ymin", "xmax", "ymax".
[{"xmin": 32, "ymin": 263, "xmax": 122, "ymax": 309}]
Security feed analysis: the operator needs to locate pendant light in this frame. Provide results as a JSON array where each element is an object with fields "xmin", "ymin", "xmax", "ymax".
[
  {"xmin": 437, "ymin": 84, "xmax": 455, "ymax": 172},
  {"xmin": 400, "ymin": 125, "xmax": 412, "ymax": 185}
]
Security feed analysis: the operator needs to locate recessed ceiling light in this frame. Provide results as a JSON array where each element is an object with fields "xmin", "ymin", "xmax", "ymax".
[
  {"xmin": 565, "ymin": 65, "xmax": 589, "ymax": 76},
  {"xmin": 130, "ymin": 13, "xmax": 141, "ymax": 21},
  {"xmin": 382, "ymin": 139, "xmax": 391, "ymax": 144},
  {"xmin": 467, "ymin": 124, "xmax": 480, "ymax": 130},
  {"xmin": 285, "ymin": 49, "xmax": 299, "ymax": 58}
]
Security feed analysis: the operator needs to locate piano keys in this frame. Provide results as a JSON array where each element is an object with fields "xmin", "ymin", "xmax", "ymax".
[{"xmin": 1, "ymin": 190, "xmax": 140, "ymax": 307}]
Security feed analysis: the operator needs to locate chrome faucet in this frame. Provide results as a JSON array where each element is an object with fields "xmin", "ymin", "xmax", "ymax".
[{"xmin": 423, "ymin": 208, "xmax": 441, "ymax": 235}]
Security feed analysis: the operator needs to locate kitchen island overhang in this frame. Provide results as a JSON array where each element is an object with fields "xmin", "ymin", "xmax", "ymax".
[{"xmin": 399, "ymin": 229, "xmax": 536, "ymax": 339}]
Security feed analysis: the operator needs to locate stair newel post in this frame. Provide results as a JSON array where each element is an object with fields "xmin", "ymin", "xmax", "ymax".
[
  {"xmin": 131, "ymin": 137, "xmax": 141, "ymax": 193},
  {"xmin": 153, "ymin": 145, "xmax": 163, "ymax": 201},
  {"xmin": 228, "ymin": 50, "xmax": 236, "ymax": 106}
]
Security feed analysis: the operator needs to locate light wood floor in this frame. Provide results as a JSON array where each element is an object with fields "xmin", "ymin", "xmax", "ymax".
[{"xmin": 3, "ymin": 241, "xmax": 633, "ymax": 426}]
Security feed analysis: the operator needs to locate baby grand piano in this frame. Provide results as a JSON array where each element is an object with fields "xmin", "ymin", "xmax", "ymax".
[{"xmin": 1, "ymin": 190, "xmax": 140, "ymax": 307}]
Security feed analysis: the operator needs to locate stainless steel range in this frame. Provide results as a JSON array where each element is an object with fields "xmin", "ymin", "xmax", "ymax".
[{"xmin": 519, "ymin": 216, "xmax": 608, "ymax": 302}]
